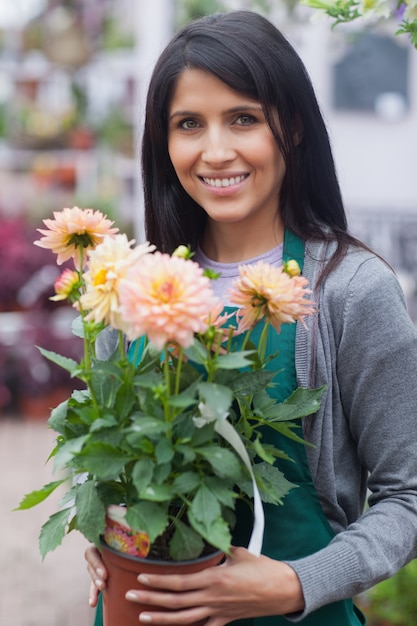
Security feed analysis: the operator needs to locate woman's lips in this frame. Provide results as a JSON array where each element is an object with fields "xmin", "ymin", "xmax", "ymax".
[{"xmin": 199, "ymin": 174, "xmax": 249, "ymax": 195}]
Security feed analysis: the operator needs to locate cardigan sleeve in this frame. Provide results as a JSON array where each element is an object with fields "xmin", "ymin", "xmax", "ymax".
[{"xmin": 287, "ymin": 252, "xmax": 417, "ymax": 619}]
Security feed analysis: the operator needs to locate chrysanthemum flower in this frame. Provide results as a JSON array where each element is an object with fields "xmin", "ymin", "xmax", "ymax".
[
  {"xmin": 34, "ymin": 206, "xmax": 119, "ymax": 269},
  {"xmin": 104, "ymin": 526, "xmax": 136, "ymax": 555},
  {"xmin": 79, "ymin": 235, "xmax": 155, "ymax": 327},
  {"xmin": 104, "ymin": 505, "xmax": 151, "ymax": 557},
  {"xmin": 132, "ymin": 531, "xmax": 151, "ymax": 558},
  {"xmin": 50, "ymin": 268, "xmax": 80, "ymax": 302},
  {"xmin": 229, "ymin": 261, "xmax": 315, "ymax": 333},
  {"xmin": 118, "ymin": 252, "xmax": 219, "ymax": 349}
]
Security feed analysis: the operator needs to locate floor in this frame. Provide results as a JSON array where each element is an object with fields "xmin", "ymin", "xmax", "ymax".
[{"xmin": 0, "ymin": 416, "xmax": 95, "ymax": 626}]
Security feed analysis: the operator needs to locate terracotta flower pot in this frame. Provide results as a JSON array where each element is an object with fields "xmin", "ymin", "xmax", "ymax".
[{"xmin": 100, "ymin": 540, "xmax": 224, "ymax": 626}]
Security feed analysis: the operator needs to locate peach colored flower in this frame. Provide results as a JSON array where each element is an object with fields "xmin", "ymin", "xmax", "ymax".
[
  {"xmin": 50, "ymin": 268, "xmax": 80, "ymax": 302},
  {"xmin": 34, "ymin": 206, "xmax": 119, "ymax": 269},
  {"xmin": 118, "ymin": 252, "xmax": 219, "ymax": 349},
  {"xmin": 229, "ymin": 261, "xmax": 315, "ymax": 333},
  {"xmin": 79, "ymin": 235, "xmax": 155, "ymax": 327}
]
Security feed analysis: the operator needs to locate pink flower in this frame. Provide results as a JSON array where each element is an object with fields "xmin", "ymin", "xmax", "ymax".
[
  {"xmin": 34, "ymin": 206, "xmax": 119, "ymax": 269},
  {"xmin": 50, "ymin": 268, "xmax": 80, "ymax": 302},
  {"xmin": 79, "ymin": 235, "xmax": 155, "ymax": 327},
  {"xmin": 203, "ymin": 301, "xmax": 240, "ymax": 352},
  {"xmin": 118, "ymin": 252, "xmax": 219, "ymax": 349},
  {"xmin": 229, "ymin": 260, "xmax": 315, "ymax": 333}
]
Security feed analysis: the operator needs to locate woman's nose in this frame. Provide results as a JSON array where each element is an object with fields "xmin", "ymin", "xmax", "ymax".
[{"xmin": 201, "ymin": 128, "xmax": 235, "ymax": 165}]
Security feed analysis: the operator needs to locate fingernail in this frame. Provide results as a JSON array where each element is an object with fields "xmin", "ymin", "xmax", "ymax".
[
  {"xmin": 138, "ymin": 574, "xmax": 150, "ymax": 585},
  {"xmin": 95, "ymin": 579, "xmax": 103, "ymax": 590},
  {"xmin": 97, "ymin": 568, "xmax": 105, "ymax": 577},
  {"xmin": 126, "ymin": 591, "xmax": 139, "ymax": 601},
  {"xmin": 140, "ymin": 614, "xmax": 152, "ymax": 623}
]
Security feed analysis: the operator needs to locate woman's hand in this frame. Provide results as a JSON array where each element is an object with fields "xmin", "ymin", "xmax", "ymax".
[
  {"xmin": 125, "ymin": 547, "xmax": 305, "ymax": 625},
  {"xmin": 85, "ymin": 544, "xmax": 108, "ymax": 607}
]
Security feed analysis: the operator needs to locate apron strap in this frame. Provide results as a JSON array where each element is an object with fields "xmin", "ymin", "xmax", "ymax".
[{"xmin": 283, "ymin": 229, "xmax": 305, "ymax": 272}]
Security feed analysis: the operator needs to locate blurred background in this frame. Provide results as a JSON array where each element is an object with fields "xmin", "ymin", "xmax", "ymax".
[{"xmin": 0, "ymin": 1, "xmax": 416, "ymax": 625}]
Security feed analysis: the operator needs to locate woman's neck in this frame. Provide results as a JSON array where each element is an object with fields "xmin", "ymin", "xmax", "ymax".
[{"xmin": 200, "ymin": 218, "xmax": 284, "ymax": 263}]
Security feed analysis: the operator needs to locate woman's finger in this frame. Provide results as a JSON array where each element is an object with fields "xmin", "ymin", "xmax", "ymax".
[
  {"xmin": 85, "ymin": 545, "xmax": 108, "ymax": 580},
  {"xmin": 89, "ymin": 581, "xmax": 100, "ymax": 608}
]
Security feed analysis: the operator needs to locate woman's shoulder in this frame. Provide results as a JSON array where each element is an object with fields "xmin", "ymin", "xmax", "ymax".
[{"xmin": 305, "ymin": 239, "xmax": 398, "ymax": 293}]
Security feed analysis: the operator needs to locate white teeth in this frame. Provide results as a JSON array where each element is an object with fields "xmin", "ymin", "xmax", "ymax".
[{"xmin": 202, "ymin": 175, "xmax": 246, "ymax": 188}]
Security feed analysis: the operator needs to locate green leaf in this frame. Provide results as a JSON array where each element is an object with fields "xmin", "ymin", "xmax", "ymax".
[
  {"xmin": 183, "ymin": 339, "xmax": 210, "ymax": 365},
  {"xmin": 77, "ymin": 442, "xmax": 134, "ymax": 480},
  {"xmin": 204, "ymin": 476, "xmax": 236, "ymax": 509},
  {"xmin": 75, "ymin": 480, "xmax": 106, "ymax": 546},
  {"xmin": 48, "ymin": 400, "xmax": 69, "ymax": 434},
  {"xmin": 133, "ymin": 371, "xmax": 165, "ymax": 389},
  {"xmin": 254, "ymin": 462, "xmax": 296, "ymax": 505},
  {"xmin": 139, "ymin": 483, "xmax": 174, "ymax": 502},
  {"xmin": 254, "ymin": 386, "xmax": 325, "ymax": 422},
  {"xmin": 231, "ymin": 370, "xmax": 275, "ymax": 398},
  {"xmin": 90, "ymin": 362, "xmax": 124, "ymax": 408},
  {"xmin": 153, "ymin": 462, "xmax": 171, "ymax": 485},
  {"xmin": 131, "ymin": 458, "xmax": 154, "ymax": 493},
  {"xmin": 176, "ymin": 443, "xmax": 196, "ymax": 464},
  {"xmin": 172, "ymin": 471, "xmax": 200, "ymax": 494},
  {"xmin": 197, "ymin": 382, "xmax": 233, "ymax": 418},
  {"xmin": 127, "ymin": 417, "xmax": 169, "ymax": 441},
  {"xmin": 37, "ymin": 346, "xmax": 78, "ymax": 375},
  {"xmin": 155, "ymin": 438, "xmax": 174, "ymax": 464},
  {"xmin": 39, "ymin": 508, "xmax": 72, "ymax": 558},
  {"xmin": 53, "ymin": 435, "xmax": 89, "ymax": 471},
  {"xmin": 188, "ymin": 511, "xmax": 231, "ymax": 555},
  {"xmin": 197, "ymin": 446, "xmax": 241, "ymax": 480},
  {"xmin": 252, "ymin": 436, "xmax": 276, "ymax": 464},
  {"xmin": 170, "ymin": 517, "xmax": 204, "ymax": 561},
  {"xmin": 89, "ymin": 414, "xmax": 118, "ymax": 432},
  {"xmin": 126, "ymin": 502, "xmax": 168, "ymax": 542},
  {"xmin": 191, "ymin": 484, "xmax": 221, "ymax": 525},
  {"xmin": 267, "ymin": 421, "xmax": 309, "ymax": 446},
  {"xmin": 215, "ymin": 350, "xmax": 256, "ymax": 369},
  {"xmin": 71, "ymin": 315, "xmax": 85, "ymax": 338},
  {"xmin": 72, "ymin": 389, "xmax": 90, "ymax": 403},
  {"xmin": 168, "ymin": 383, "xmax": 199, "ymax": 409},
  {"xmin": 15, "ymin": 479, "xmax": 67, "ymax": 510}
]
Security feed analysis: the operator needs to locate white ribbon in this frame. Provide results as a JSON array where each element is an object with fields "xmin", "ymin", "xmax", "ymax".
[{"xmin": 196, "ymin": 401, "xmax": 264, "ymax": 557}]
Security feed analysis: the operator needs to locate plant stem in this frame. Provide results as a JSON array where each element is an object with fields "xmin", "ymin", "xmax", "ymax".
[
  {"xmin": 174, "ymin": 348, "xmax": 183, "ymax": 396},
  {"xmin": 258, "ymin": 322, "xmax": 270, "ymax": 364},
  {"xmin": 163, "ymin": 350, "xmax": 172, "ymax": 421},
  {"xmin": 118, "ymin": 330, "xmax": 126, "ymax": 359}
]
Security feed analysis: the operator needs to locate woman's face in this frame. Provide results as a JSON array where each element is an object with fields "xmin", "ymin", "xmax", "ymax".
[{"xmin": 167, "ymin": 69, "xmax": 285, "ymax": 239}]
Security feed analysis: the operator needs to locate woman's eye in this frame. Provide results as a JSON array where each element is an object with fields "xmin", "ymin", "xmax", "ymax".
[
  {"xmin": 180, "ymin": 119, "xmax": 199, "ymax": 130},
  {"xmin": 236, "ymin": 114, "xmax": 256, "ymax": 126}
]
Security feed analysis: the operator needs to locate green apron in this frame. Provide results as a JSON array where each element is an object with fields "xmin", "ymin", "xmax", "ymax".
[
  {"xmin": 229, "ymin": 230, "xmax": 365, "ymax": 626},
  {"xmin": 94, "ymin": 230, "xmax": 365, "ymax": 626}
]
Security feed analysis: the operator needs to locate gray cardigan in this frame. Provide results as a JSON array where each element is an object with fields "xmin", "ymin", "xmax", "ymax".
[
  {"xmin": 289, "ymin": 239, "xmax": 417, "ymax": 618},
  {"xmin": 96, "ymin": 240, "xmax": 417, "ymax": 618}
]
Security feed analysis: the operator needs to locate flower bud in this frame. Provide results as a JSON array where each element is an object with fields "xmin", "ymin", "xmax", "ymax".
[
  {"xmin": 50, "ymin": 268, "xmax": 80, "ymax": 302},
  {"xmin": 283, "ymin": 259, "xmax": 301, "ymax": 277},
  {"xmin": 172, "ymin": 245, "xmax": 193, "ymax": 259}
]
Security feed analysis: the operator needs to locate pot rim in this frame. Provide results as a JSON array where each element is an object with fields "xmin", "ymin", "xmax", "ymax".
[{"xmin": 99, "ymin": 537, "xmax": 224, "ymax": 566}]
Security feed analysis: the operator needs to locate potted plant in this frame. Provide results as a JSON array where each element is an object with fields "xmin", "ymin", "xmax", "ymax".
[{"xmin": 16, "ymin": 206, "xmax": 323, "ymax": 625}]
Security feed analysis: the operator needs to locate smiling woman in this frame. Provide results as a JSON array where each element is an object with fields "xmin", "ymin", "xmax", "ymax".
[
  {"xmin": 167, "ymin": 69, "xmax": 285, "ymax": 262},
  {"xmin": 85, "ymin": 9, "xmax": 417, "ymax": 626}
]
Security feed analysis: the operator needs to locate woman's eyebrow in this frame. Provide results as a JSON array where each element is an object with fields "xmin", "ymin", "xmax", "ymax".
[{"xmin": 169, "ymin": 104, "xmax": 263, "ymax": 121}]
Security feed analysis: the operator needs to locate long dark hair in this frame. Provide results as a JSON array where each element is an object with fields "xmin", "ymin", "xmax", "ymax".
[{"xmin": 142, "ymin": 10, "xmax": 361, "ymax": 273}]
